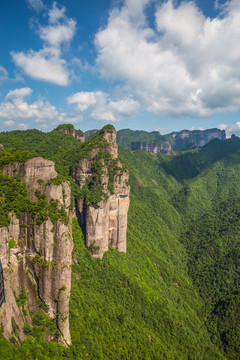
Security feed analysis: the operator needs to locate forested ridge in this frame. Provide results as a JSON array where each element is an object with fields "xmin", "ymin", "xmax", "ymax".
[{"xmin": 0, "ymin": 127, "xmax": 240, "ymax": 359}]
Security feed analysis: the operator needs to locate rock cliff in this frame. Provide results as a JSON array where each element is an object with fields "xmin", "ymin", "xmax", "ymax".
[
  {"xmin": 131, "ymin": 141, "xmax": 171, "ymax": 154},
  {"xmin": 0, "ymin": 157, "xmax": 73, "ymax": 345},
  {"xmin": 0, "ymin": 124, "xmax": 130, "ymax": 347},
  {"xmin": 170, "ymin": 128, "xmax": 226, "ymax": 150},
  {"xmin": 117, "ymin": 127, "xmax": 226, "ymax": 153},
  {"xmin": 56, "ymin": 124, "xmax": 85, "ymax": 142},
  {"xmin": 72, "ymin": 126, "xmax": 130, "ymax": 258}
]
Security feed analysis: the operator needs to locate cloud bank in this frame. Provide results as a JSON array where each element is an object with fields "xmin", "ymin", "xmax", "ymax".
[
  {"xmin": 93, "ymin": 0, "xmax": 240, "ymax": 118},
  {"xmin": 0, "ymin": 87, "xmax": 81, "ymax": 130},
  {"xmin": 68, "ymin": 90, "xmax": 140, "ymax": 122}
]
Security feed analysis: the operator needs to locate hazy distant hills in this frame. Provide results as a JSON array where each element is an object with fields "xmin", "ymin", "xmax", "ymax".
[{"xmin": 116, "ymin": 127, "xmax": 226, "ymax": 153}]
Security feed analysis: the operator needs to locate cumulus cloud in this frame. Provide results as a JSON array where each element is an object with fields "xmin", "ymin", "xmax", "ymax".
[
  {"xmin": 6, "ymin": 87, "xmax": 32, "ymax": 99},
  {"xmin": 12, "ymin": 2, "xmax": 76, "ymax": 85},
  {"xmin": 0, "ymin": 88, "xmax": 82, "ymax": 129},
  {"xmin": 94, "ymin": 0, "xmax": 240, "ymax": 118},
  {"xmin": 68, "ymin": 90, "xmax": 140, "ymax": 122},
  {"xmin": 91, "ymin": 98, "xmax": 140, "ymax": 122},
  {"xmin": 68, "ymin": 91, "xmax": 107, "ymax": 111},
  {"xmin": 12, "ymin": 48, "xmax": 69, "ymax": 86}
]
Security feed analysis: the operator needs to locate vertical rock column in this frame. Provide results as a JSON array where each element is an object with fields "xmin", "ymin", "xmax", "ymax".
[
  {"xmin": 72, "ymin": 127, "xmax": 130, "ymax": 259},
  {"xmin": 0, "ymin": 158, "xmax": 73, "ymax": 345}
]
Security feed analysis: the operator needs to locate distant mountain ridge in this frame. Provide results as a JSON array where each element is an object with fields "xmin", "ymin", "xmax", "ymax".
[{"xmin": 117, "ymin": 127, "xmax": 226, "ymax": 153}]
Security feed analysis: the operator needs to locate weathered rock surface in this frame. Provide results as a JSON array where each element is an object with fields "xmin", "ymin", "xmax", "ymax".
[
  {"xmin": 117, "ymin": 127, "xmax": 226, "ymax": 153},
  {"xmin": 58, "ymin": 126, "xmax": 85, "ymax": 142},
  {"xmin": 170, "ymin": 128, "xmax": 226, "ymax": 150},
  {"xmin": 72, "ymin": 127, "xmax": 130, "ymax": 258},
  {"xmin": 0, "ymin": 157, "xmax": 73, "ymax": 345},
  {"xmin": 131, "ymin": 141, "xmax": 171, "ymax": 154}
]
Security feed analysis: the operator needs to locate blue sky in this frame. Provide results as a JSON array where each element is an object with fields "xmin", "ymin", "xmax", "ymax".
[{"xmin": 1, "ymin": 0, "xmax": 240, "ymax": 136}]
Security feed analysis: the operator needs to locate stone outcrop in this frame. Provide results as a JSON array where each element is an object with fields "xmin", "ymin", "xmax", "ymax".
[
  {"xmin": 72, "ymin": 126, "xmax": 130, "ymax": 259},
  {"xmin": 0, "ymin": 157, "xmax": 73, "ymax": 345},
  {"xmin": 117, "ymin": 127, "xmax": 226, "ymax": 154},
  {"xmin": 56, "ymin": 124, "xmax": 85, "ymax": 142},
  {"xmin": 170, "ymin": 128, "xmax": 226, "ymax": 150},
  {"xmin": 131, "ymin": 141, "xmax": 171, "ymax": 154},
  {"xmin": 0, "ymin": 125, "xmax": 131, "ymax": 347}
]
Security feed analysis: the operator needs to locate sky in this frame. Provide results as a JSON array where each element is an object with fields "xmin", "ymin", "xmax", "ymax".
[{"xmin": 1, "ymin": 0, "xmax": 240, "ymax": 136}]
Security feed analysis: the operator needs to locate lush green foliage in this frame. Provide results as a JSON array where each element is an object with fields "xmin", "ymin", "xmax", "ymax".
[
  {"xmin": 68, "ymin": 146, "xmax": 225, "ymax": 359},
  {"xmin": 0, "ymin": 126, "xmax": 125, "ymax": 206},
  {"xmin": 117, "ymin": 128, "xmax": 174, "ymax": 149},
  {"xmin": 0, "ymin": 151, "xmax": 69, "ymax": 228},
  {"xmin": 0, "ymin": 148, "xmax": 37, "ymax": 166},
  {"xmin": 180, "ymin": 197, "xmax": 240, "ymax": 359},
  {"xmin": 116, "ymin": 128, "xmax": 225, "ymax": 152},
  {"xmin": 1, "ymin": 127, "xmax": 240, "ymax": 359}
]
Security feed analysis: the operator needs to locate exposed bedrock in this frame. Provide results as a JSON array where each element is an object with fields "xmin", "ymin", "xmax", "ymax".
[
  {"xmin": 72, "ymin": 127, "xmax": 130, "ymax": 258},
  {"xmin": 0, "ymin": 157, "xmax": 73, "ymax": 345}
]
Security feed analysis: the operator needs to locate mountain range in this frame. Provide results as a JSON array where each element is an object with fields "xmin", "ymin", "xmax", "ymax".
[{"xmin": 0, "ymin": 125, "xmax": 239, "ymax": 360}]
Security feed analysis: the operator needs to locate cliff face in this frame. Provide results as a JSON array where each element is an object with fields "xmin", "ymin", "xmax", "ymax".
[
  {"xmin": 170, "ymin": 128, "xmax": 226, "ymax": 150},
  {"xmin": 131, "ymin": 141, "xmax": 171, "ymax": 154},
  {"xmin": 57, "ymin": 125, "xmax": 85, "ymax": 142},
  {"xmin": 117, "ymin": 127, "xmax": 226, "ymax": 153},
  {"xmin": 0, "ymin": 157, "xmax": 73, "ymax": 345},
  {"xmin": 72, "ymin": 127, "xmax": 130, "ymax": 258}
]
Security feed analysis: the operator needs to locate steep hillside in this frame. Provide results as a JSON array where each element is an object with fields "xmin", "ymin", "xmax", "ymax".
[
  {"xmin": 0, "ymin": 148, "xmax": 73, "ymax": 348},
  {"xmin": 1, "ymin": 126, "xmax": 239, "ymax": 359},
  {"xmin": 69, "ymin": 147, "xmax": 224, "ymax": 359}
]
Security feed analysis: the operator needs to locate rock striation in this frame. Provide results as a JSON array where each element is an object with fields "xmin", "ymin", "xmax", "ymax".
[
  {"xmin": 72, "ymin": 126, "xmax": 130, "ymax": 258},
  {"xmin": 0, "ymin": 157, "xmax": 73, "ymax": 345},
  {"xmin": 0, "ymin": 124, "xmax": 130, "ymax": 347},
  {"xmin": 170, "ymin": 128, "xmax": 226, "ymax": 150},
  {"xmin": 131, "ymin": 141, "xmax": 171, "ymax": 154},
  {"xmin": 117, "ymin": 127, "xmax": 226, "ymax": 153}
]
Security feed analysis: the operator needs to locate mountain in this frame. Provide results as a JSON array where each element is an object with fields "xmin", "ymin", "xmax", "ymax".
[
  {"xmin": 0, "ymin": 125, "xmax": 239, "ymax": 359},
  {"xmin": 117, "ymin": 127, "xmax": 226, "ymax": 153}
]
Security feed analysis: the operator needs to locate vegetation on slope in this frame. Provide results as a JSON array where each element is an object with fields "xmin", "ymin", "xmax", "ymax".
[
  {"xmin": 1, "ymin": 127, "xmax": 240, "ymax": 359},
  {"xmin": 0, "ymin": 149, "xmax": 68, "ymax": 227},
  {"xmin": 117, "ymin": 128, "xmax": 174, "ymax": 149},
  {"xmin": 69, "ymin": 147, "xmax": 224, "ymax": 358},
  {"xmin": 0, "ymin": 125, "xmax": 125, "ymax": 206}
]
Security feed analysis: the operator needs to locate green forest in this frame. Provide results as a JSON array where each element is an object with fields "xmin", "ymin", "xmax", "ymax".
[{"xmin": 0, "ymin": 126, "xmax": 240, "ymax": 359}]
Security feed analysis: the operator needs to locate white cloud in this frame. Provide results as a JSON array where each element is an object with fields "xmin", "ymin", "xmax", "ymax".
[
  {"xmin": 12, "ymin": 2, "xmax": 76, "ymax": 86},
  {"xmin": 94, "ymin": 0, "xmax": 240, "ymax": 118},
  {"xmin": 67, "ymin": 91, "xmax": 107, "ymax": 111},
  {"xmin": 6, "ymin": 87, "xmax": 32, "ymax": 99},
  {"xmin": 218, "ymin": 122, "xmax": 240, "ymax": 138},
  {"xmin": 12, "ymin": 48, "xmax": 69, "ymax": 86},
  {"xmin": 39, "ymin": 19, "xmax": 76, "ymax": 47},
  {"xmin": 4, "ymin": 120, "xmax": 15, "ymax": 126},
  {"xmin": 49, "ymin": 1, "xmax": 65, "ymax": 23},
  {"xmin": 19, "ymin": 123, "xmax": 29, "ymax": 130},
  {"xmin": 0, "ymin": 65, "xmax": 9, "ymax": 82},
  {"xmin": 91, "ymin": 98, "xmax": 140, "ymax": 122},
  {"xmin": 0, "ymin": 88, "xmax": 82, "ymax": 129},
  {"xmin": 68, "ymin": 90, "xmax": 140, "ymax": 122},
  {"xmin": 26, "ymin": 0, "xmax": 44, "ymax": 12}
]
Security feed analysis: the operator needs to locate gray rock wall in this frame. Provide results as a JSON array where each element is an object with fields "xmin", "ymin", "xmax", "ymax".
[
  {"xmin": 0, "ymin": 157, "xmax": 73, "ymax": 345},
  {"xmin": 73, "ymin": 128, "xmax": 130, "ymax": 258}
]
